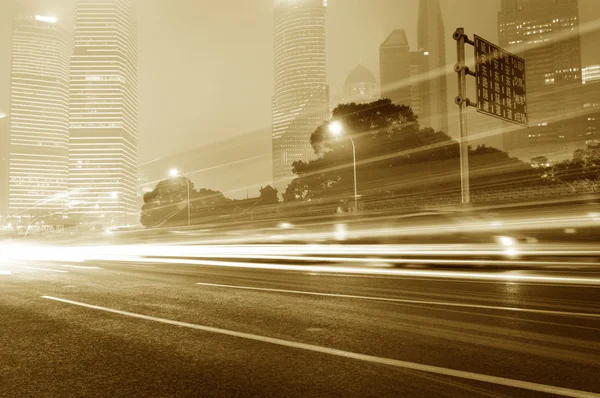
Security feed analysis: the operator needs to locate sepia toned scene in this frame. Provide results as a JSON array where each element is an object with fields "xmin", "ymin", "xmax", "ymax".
[{"xmin": 0, "ymin": 0, "xmax": 599, "ymax": 396}]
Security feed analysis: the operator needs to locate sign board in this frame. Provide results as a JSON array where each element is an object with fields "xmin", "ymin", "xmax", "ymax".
[{"xmin": 474, "ymin": 35, "xmax": 528, "ymax": 126}]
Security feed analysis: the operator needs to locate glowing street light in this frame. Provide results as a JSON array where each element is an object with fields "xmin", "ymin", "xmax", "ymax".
[
  {"xmin": 328, "ymin": 120, "xmax": 343, "ymax": 136},
  {"xmin": 328, "ymin": 121, "xmax": 358, "ymax": 212},
  {"xmin": 168, "ymin": 168, "xmax": 191, "ymax": 226}
]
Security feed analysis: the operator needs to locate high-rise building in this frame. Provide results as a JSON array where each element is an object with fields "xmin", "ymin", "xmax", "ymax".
[
  {"xmin": 499, "ymin": 0, "xmax": 584, "ymax": 159},
  {"xmin": 8, "ymin": 14, "xmax": 70, "ymax": 219},
  {"xmin": 342, "ymin": 63, "xmax": 379, "ymax": 105},
  {"xmin": 272, "ymin": 0, "xmax": 329, "ymax": 188},
  {"xmin": 417, "ymin": 0, "xmax": 449, "ymax": 134},
  {"xmin": 69, "ymin": 0, "xmax": 138, "ymax": 227},
  {"xmin": 379, "ymin": 29, "xmax": 430, "ymax": 120},
  {"xmin": 0, "ymin": 113, "xmax": 8, "ymax": 220}
]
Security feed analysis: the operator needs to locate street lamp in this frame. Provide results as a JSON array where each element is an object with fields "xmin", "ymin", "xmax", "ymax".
[
  {"xmin": 169, "ymin": 168, "xmax": 191, "ymax": 226},
  {"xmin": 328, "ymin": 121, "xmax": 358, "ymax": 212}
]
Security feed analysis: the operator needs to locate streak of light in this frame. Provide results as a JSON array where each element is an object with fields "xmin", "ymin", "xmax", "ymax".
[
  {"xmin": 0, "ymin": 271, "xmax": 12, "ymax": 275},
  {"xmin": 194, "ymin": 282, "xmax": 600, "ymax": 319},
  {"xmin": 22, "ymin": 267, "xmax": 68, "ymax": 273},
  {"xmin": 41, "ymin": 295, "xmax": 600, "ymax": 398},
  {"xmin": 303, "ymin": 273, "xmax": 600, "ymax": 289},
  {"xmin": 89, "ymin": 255, "xmax": 600, "ymax": 285}
]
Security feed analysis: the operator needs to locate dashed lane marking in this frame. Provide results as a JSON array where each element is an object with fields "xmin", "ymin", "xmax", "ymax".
[{"xmin": 41, "ymin": 295, "xmax": 600, "ymax": 398}]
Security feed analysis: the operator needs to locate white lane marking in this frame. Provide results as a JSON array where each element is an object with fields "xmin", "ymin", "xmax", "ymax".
[
  {"xmin": 59, "ymin": 265, "xmax": 102, "ymax": 270},
  {"xmin": 195, "ymin": 283, "xmax": 600, "ymax": 319},
  {"xmin": 0, "ymin": 271, "xmax": 12, "ymax": 275},
  {"xmin": 22, "ymin": 267, "xmax": 68, "ymax": 273},
  {"xmin": 41, "ymin": 295, "xmax": 599, "ymax": 398},
  {"xmin": 93, "ymin": 256, "xmax": 600, "ymax": 286}
]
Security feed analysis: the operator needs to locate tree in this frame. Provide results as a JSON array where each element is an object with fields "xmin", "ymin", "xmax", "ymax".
[
  {"xmin": 551, "ymin": 142, "xmax": 600, "ymax": 182},
  {"xmin": 259, "ymin": 185, "xmax": 279, "ymax": 205},
  {"xmin": 140, "ymin": 177, "xmax": 230, "ymax": 228},
  {"xmin": 284, "ymin": 99, "xmax": 541, "ymax": 204}
]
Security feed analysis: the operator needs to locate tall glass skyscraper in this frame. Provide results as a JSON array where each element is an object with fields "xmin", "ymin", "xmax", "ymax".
[
  {"xmin": 417, "ymin": 0, "xmax": 449, "ymax": 134},
  {"xmin": 272, "ymin": 0, "xmax": 330, "ymax": 188},
  {"xmin": 8, "ymin": 13, "xmax": 70, "ymax": 218},
  {"xmin": 69, "ymin": 0, "xmax": 138, "ymax": 227}
]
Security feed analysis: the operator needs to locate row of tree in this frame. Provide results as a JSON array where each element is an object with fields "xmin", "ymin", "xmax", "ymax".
[
  {"xmin": 140, "ymin": 179, "xmax": 278, "ymax": 228},
  {"xmin": 141, "ymin": 98, "xmax": 598, "ymax": 227}
]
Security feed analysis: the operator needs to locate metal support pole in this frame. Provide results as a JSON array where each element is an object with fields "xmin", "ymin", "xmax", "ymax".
[{"xmin": 453, "ymin": 27, "xmax": 471, "ymax": 205}]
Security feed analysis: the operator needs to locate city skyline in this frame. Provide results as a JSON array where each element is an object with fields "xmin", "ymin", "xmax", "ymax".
[{"xmin": 1, "ymin": 0, "xmax": 600, "ymax": 200}]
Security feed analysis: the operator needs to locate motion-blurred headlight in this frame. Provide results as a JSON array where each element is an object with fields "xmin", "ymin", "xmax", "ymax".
[{"xmin": 497, "ymin": 236, "xmax": 516, "ymax": 247}]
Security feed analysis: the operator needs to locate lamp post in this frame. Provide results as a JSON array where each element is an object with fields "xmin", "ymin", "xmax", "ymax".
[
  {"xmin": 328, "ymin": 121, "xmax": 358, "ymax": 212},
  {"xmin": 169, "ymin": 168, "xmax": 191, "ymax": 226}
]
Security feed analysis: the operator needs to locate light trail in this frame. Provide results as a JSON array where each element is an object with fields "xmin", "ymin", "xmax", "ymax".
[
  {"xmin": 88, "ymin": 255, "xmax": 600, "ymax": 285},
  {"xmin": 42, "ymin": 295, "xmax": 600, "ymax": 398},
  {"xmin": 195, "ymin": 282, "xmax": 600, "ymax": 319}
]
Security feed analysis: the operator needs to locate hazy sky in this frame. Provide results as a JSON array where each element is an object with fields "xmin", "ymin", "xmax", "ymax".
[{"xmin": 1, "ymin": 0, "xmax": 600, "ymax": 195}]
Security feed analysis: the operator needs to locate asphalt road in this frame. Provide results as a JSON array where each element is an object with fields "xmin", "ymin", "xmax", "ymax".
[{"xmin": 1, "ymin": 256, "xmax": 599, "ymax": 397}]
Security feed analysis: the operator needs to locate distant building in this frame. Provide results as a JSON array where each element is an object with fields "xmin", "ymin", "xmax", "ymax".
[
  {"xmin": 69, "ymin": 0, "xmax": 139, "ymax": 227},
  {"xmin": 379, "ymin": 29, "xmax": 429, "ymax": 121},
  {"xmin": 8, "ymin": 14, "xmax": 70, "ymax": 219},
  {"xmin": 342, "ymin": 63, "xmax": 379, "ymax": 104},
  {"xmin": 272, "ymin": 0, "xmax": 330, "ymax": 190},
  {"xmin": 499, "ymin": 0, "xmax": 585, "ymax": 159},
  {"xmin": 583, "ymin": 65, "xmax": 600, "ymax": 84},
  {"xmin": 417, "ymin": 0, "xmax": 449, "ymax": 134}
]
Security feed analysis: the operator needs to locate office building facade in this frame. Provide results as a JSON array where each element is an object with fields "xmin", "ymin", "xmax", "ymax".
[
  {"xmin": 8, "ymin": 14, "xmax": 70, "ymax": 219},
  {"xmin": 499, "ymin": 0, "xmax": 585, "ymax": 159},
  {"xmin": 272, "ymin": 0, "xmax": 330, "ymax": 188},
  {"xmin": 69, "ymin": 0, "xmax": 139, "ymax": 227}
]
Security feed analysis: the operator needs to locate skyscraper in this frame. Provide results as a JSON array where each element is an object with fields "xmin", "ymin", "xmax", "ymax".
[
  {"xmin": 69, "ymin": 0, "xmax": 138, "ymax": 227},
  {"xmin": 498, "ymin": 0, "xmax": 584, "ymax": 159},
  {"xmin": 8, "ymin": 13, "xmax": 70, "ymax": 219},
  {"xmin": 343, "ymin": 63, "xmax": 379, "ymax": 105},
  {"xmin": 379, "ymin": 29, "xmax": 430, "ymax": 120},
  {"xmin": 417, "ymin": 0, "xmax": 449, "ymax": 134},
  {"xmin": 272, "ymin": 0, "xmax": 329, "ymax": 188}
]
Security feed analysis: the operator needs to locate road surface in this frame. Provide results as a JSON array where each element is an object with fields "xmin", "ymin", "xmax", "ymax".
[{"xmin": 1, "ymin": 256, "xmax": 599, "ymax": 397}]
